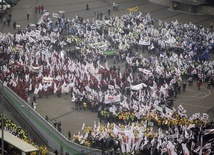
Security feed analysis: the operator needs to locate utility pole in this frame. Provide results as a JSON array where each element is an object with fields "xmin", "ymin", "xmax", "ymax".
[
  {"xmin": 1, "ymin": 0, "xmax": 3, "ymax": 10},
  {"xmin": 1, "ymin": 0, "xmax": 3, "ymax": 15},
  {"xmin": 1, "ymin": 97, "xmax": 4, "ymax": 155}
]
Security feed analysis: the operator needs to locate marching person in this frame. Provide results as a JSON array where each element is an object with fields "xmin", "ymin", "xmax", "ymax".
[
  {"xmin": 115, "ymin": 3, "xmax": 119, "ymax": 11},
  {"xmin": 35, "ymin": 6, "xmax": 38, "ymax": 13},
  {"xmin": 113, "ymin": 2, "xmax": 116, "ymax": 10},
  {"xmin": 83, "ymin": 101, "xmax": 87, "ymax": 110},
  {"xmin": 58, "ymin": 121, "xmax": 62, "ymax": 132},
  {"xmin": 45, "ymin": 115, "xmax": 49, "ymax": 121},
  {"xmin": 207, "ymin": 79, "xmax": 211, "ymax": 89},
  {"xmin": 54, "ymin": 149, "xmax": 58, "ymax": 155},
  {"xmin": 32, "ymin": 100, "xmax": 37, "ymax": 110},
  {"xmin": 57, "ymin": 87, "xmax": 62, "ymax": 97},
  {"xmin": 68, "ymin": 131, "xmax": 71, "ymax": 140},
  {"xmin": 13, "ymin": 22, "xmax": 17, "ymax": 29},
  {"xmin": 197, "ymin": 80, "xmax": 201, "ymax": 90},
  {"xmin": 53, "ymin": 120, "xmax": 57, "ymax": 128},
  {"xmin": 188, "ymin": 76, "xmax": 193, "ymax": 86},
  {"xmin": 182, "ymin": 82, "xmax": 187, "ymax": 92},
  {"xmin": 38, "ymin": 5, "xmax": 41, "ymax": 13},
  {"xmin": 43, "ymin": 84, "xmax": 49, "ymax": 98},
  {"xmin": 41, "ymin": 5, "xmax": 44, "ymax": 13}
]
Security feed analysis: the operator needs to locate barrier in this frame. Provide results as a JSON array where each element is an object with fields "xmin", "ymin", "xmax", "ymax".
[
  {"xmin": 127, "ymin": 6, "xmax": 138, "ymax": 13},
  {"xmin": 0, "ymin": 82, "xmax": 102, "ymax": 155}
]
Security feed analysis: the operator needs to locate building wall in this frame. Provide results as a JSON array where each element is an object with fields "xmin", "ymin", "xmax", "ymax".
[
  {"xmin": 201, "ymin": 5, "xmax": 214, "ymax": 15},
  {"xmin": 149, "ymin": 0, "xmax": 214, "ymax": 15},
  {"xmin": 149, "ymin": 0, "xmax": 171, "ymax": 6}
]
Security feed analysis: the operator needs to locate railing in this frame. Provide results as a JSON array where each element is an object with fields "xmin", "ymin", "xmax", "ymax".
[
  {"xmin": 170, "ymin": 0, "xmax": 206, "ymax": 5},
  {"xmin": 0, "ymin": 82, "xmax": 102, "ymax": 155}
]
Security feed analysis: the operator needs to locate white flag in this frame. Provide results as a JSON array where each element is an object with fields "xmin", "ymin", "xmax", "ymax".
[
  {"xmin": 93, "ymin": 120, "xmax": 96, "ymax": 129},
  {"xmin": 52, "ymin": 13, "xmax": 59, "ymax": 18},
  {"xmin": 81, "ymin": 122, "xmax": 85, "ymax": 130}
]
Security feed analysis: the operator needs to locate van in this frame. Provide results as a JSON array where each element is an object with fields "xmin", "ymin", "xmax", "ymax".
[{"xmin": 0, "ymin": 1, "xmax": 11, "ymax": 11}]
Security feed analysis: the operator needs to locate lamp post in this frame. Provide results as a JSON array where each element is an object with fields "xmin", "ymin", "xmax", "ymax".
[
  {"xmin": 199, "ymin": 134, "xmax": 203, "ymax": 155},
  {"xmin": 21, "ymin": 104, "xmax": 31, "ymax": 136}
]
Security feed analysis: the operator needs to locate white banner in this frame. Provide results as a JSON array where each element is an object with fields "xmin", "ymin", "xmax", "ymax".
[
  {"xmin": 169, "ymin": 43, "xmax": 184, "ymax": 49},
  {"xmin": 138, "ymin": 68, "xmax": 152, "ymax": 76},
  {"xmin": 42, "ymin": 77, "xmax": 53, "ymax": 83},
  {"xmin": 29, "ymin": 65, "xmax": 43, "ymax": 72},
  {"xmin": 104, "ymin": 94, "xmax": 121, "ymax": 104},
  {"xmin": 52, "ymin": 13, "xmax": 59, "ymax": 18},
  {"xmin": 38, "ymin": 12, "xmax": 50, "ymax": 25},
  {"xmin": 130, "ymin": 82, "xmax": 147, "ymax": 90},
  {"xmin": 139, "ymin": 39, "xmax": 150, "ymax": 45}
]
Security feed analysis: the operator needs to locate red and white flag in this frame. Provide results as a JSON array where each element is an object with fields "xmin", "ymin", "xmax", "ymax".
[
  {"xmin": 167, "ymin": 141, "xmax": 177, "ymax": 155},
  {"xmin": 203, "ymin": 149, "xmax": 211, "ymax": 155},
  {"xmin": 204, "ymin": 129, "xmax": 214, "ymax": 135},
  {"xmin": 182, "ymin": 143, "xmax": 190, "ymax": 155},
  {"xmin": 108, "ymin": 85, "xmax": 114, "ymax": 90},
  {"xmin": 118, "ymin": 135, "xmax": 126, "ymax": 153},
  {"xmin": 202, "ymin": 143, "xmax": 211, "ymax": 150},
  {"xmin": 193, "ymin": 146, "xmax": 200, "ymax": 153},
  {"xmin": 37, "ymin": 11, "xmax": 50, "ymax": 24}
]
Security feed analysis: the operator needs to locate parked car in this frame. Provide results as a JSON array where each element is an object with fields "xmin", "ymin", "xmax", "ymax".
[
  {"xmin": 0, "ymin": 1, "xmax": 11, "ymax": 11},
  {"xmin": 4, "ymin": 0, "xmax": 17, "ymax": 7}
]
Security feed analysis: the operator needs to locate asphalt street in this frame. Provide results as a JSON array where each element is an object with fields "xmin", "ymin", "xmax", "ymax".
[{"xmin": 2, "ymin": 0, "xmax": 214, "ymax": 143}]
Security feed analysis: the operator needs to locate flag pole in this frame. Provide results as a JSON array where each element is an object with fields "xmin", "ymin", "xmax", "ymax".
[
  {"xmin": 199, "ymin": 134, "xmax": 203, "ymax": 155},
  {"xmin": 1, "ymin": 68, "xmax": 5, "ymax": 155}
]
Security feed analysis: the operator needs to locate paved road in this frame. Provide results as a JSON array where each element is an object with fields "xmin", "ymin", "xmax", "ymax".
[
  {"xmin": 1, "ymin": 0, "xmax": 214, "ymax": 34},
  {"xmin": 2, "ymin": 0, "xmax": 214, "ymax": 143}
]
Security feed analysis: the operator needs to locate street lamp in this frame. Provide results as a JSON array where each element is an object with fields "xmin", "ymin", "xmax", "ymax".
[{"xmin": 21, "ymin": 104, "xmax": 31, "ymax": 136}]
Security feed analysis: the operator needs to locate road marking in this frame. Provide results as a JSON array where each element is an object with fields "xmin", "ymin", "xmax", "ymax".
[
  {"xmin": 192, "ymin": 92, "xmax": 202, "ymax": 97},
  {"xmin": 174, "ymin": 101, "xmax": 212, "ymax": 109},
  {"xmin": 186, "ymin": 88, "xmax": 201, "ymax": 93},
  {"xmin": 49, "ymin": 110, "xmax": 76, "ymax": 121},
  {"xmin": 176, "ymin": 86, "xmax": 211, "ymax": 102}
]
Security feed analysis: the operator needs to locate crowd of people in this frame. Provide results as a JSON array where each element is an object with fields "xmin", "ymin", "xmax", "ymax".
[{"xmin": 0, "ymin": 7, "xmax": 214, "ymax": 155}]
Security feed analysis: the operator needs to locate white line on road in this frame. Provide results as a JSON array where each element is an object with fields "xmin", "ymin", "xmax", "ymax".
[
  {"xmin": 174, "ymin": 101, "xmax": 212, "ymax": 109},
  {"xmin": 177, "ymin": 86, "xmax": 211, "ymax": 102},
  {"xmin": 192, "ymin": 92, "xmax": 202, "ymax": 97}
]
